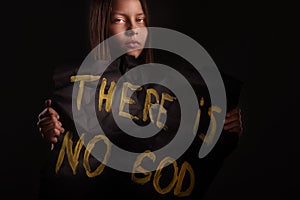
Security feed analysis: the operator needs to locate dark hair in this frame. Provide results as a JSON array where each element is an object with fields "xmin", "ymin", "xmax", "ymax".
[{"xmin": 89, "ymin": 0, "xmax": 153, "ymax": 62}]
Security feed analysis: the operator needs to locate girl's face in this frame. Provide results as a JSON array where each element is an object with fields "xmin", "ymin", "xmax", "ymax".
[{"xmin": 109, "ymin": 0, "xmax": 148, "ymax": 58}]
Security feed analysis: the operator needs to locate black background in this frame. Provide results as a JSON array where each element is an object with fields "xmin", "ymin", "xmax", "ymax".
[{"xmin": 2, "ymin": 0, "xmax": 299, "ymax": 199}]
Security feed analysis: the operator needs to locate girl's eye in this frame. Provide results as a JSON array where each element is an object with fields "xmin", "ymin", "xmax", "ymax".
[
  {"xmin": 114, "ymin": 18, "xmax": 125, "ymax": 23},
  {"xmin": 137, "ymin": 18, "xmax": 144, "ymax": 23}
]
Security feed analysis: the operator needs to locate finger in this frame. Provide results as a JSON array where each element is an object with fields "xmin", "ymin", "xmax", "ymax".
[
  {"xmin": 52, "ymin": 128, "xmax": 62, "ymax": 137},
  {"xmin": 38, "ymin": 107, "xmax": 60, "ymax": 120},
  {"xmin": 224, "ymin": 121, "xmax": 241, "ymax": 131},
  {"xmin": 42, "ymin": 128, "xmax": 62, "ymax": 142},
  {"xmin": 37, "ymin": 115, "xmax": 62, "ymax": 129},
  {"xmin": 49, "ymin": 136, "xmax": 58, "ymax": 144},
  {"xmin": 45, "ymin": 99, "xmax": 52, "ymax": 107},
  {"xmin": 37, "ymin": 114, "xmax": 61, "ymax": 125},
  {"xmin": 38, "ymin": 99, "xmax": 54, "ymax": 119},
  {"xmin": 224, "ymin": 113, "xmax": 240, "ymax": 124},
  {"xmin": 39, "ymin": 124, "xmax": 65, "ymax": 135},
  {"xmin": 38, "ymin": 116, "xmax": 64, "ymax": 133},
  {"xmin": 226, "ymin": 107, "xmax": 240, "ymax": 117},
  {"xmin": 228, "ymin": 126, "xmax": 243, "ymax": 135},
  {"xmin": 38, "ymin": 108, "xmax": 48, "ymax": 119},
  {"xmin": 45, "ymin": 128, "xmax": 61, "ymax": 137}
]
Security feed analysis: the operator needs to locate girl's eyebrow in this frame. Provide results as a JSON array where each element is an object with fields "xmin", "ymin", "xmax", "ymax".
[{"xmin": 112, "ymin": 12, "xmax": 145, "ymax": 16}]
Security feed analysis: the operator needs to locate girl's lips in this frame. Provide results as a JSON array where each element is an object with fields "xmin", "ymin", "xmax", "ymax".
[{"xmin": 125, "ymin": 41, "xmax": 140, "ymax": 48}]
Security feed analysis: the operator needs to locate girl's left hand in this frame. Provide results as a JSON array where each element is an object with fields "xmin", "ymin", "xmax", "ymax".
[{"xmin": 223, "ymin": 107, "xmax": 243, "ymax": 135}]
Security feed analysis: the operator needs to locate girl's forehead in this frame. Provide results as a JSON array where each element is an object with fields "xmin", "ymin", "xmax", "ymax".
[{"xmin": 111, "ymin": 0, "xmax": 144, "ymax": 12}]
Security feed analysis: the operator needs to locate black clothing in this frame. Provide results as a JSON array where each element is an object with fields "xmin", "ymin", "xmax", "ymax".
[{"xmin": 38, "ymin": 53, "xmax": 242, "ymax": 200}]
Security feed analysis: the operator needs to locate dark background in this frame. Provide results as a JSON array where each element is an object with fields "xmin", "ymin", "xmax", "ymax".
[{"xmin": 2, "ymin": 0, "xmax": 299, "ymax": 199}]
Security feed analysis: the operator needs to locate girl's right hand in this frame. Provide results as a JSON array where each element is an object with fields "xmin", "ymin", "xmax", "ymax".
[{"xmin": 37, "ymin": 99, "xmax": 65, "ymax": 146}]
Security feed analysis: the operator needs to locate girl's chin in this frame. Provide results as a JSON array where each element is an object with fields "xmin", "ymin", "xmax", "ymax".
[{"xmin": 125, "ymin": 51, "xmax": 142, "ymax": 58}]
